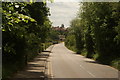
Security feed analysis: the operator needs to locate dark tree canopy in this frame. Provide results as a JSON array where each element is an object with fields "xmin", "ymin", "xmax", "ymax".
[{"xmin": 65, "ymin": 2, "xmax": 120, "ymax": 70}]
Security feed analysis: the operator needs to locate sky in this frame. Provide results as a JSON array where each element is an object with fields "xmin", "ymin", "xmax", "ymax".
[
  {"xmin": 47, "ymin": 0, "xmax": 119, "ymax": 28},
  {"xmin": 47, "ymin": 2, "xmax": 80, "ymax": 28}
]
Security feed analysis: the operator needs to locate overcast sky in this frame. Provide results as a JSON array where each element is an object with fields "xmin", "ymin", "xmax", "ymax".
[{"xmin": 47, "ymin": 2, "xmax": 80, "ymax": 27}]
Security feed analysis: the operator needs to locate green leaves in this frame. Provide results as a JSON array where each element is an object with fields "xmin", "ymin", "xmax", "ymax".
[
  {"xmin": 2, "ymin": 2, "xmax": 52, "ymax": 78},
  {"xmin": 18, "ymin": 14, "xmax": 36, "ymax": 23},
  {"xmin": 66, "ymin": 2, "xmax": 120, "ymax": 66}
]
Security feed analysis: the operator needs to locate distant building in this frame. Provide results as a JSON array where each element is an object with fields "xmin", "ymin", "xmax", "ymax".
[
  {"xmin": 52, "ymin": 26, "xmax": 67, "ymax": 41},
  {"xmin": 52, "ymin": 26, "xmax": 66, "ymax": 31}
]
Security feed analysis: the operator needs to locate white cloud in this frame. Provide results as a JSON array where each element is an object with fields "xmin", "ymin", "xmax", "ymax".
[{"xmin": 47, "ymin": 2, "xmax": 80, "ymax": 27}]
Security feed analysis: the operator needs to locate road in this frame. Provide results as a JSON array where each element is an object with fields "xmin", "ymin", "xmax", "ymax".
[{"xmin": 49, "ymin": 42, "xmax": 118, "ymax": 79}]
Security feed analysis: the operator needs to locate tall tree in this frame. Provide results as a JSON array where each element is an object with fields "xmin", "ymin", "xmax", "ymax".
[
  {"xmin": 2, "ymin": 2, "xmax": 51, "ymax": 78},
  {"xmin": 70, "ymin": 18, "xmax": 84, "ymax": 54}
]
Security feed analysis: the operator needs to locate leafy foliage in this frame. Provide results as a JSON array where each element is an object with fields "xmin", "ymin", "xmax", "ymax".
[
  {"xmin": 65, "ymin": 27, "xmax": 76, "ymax": 52},
  {"xmin": 49, "ymin": 28, "xmax": 60, "ymax": 41},
  {"xmin": 65, "ymin": 2, "xmax": 120, "ymax": 69},
  {"xmin": 70, "ymin": 18, "xmax": 84, "ymax": 54},
  {"xmin": 2, "ymin": 2, "xmax": 52, "ymax": 78}
]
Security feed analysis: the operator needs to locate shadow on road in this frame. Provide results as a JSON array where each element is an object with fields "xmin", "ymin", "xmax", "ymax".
[
  {"xmin": 84, "ymin": 61, "xmax": 98, "ymax": 64},
  {"xmin": 4, "ymin": 51, "xmax": 51, "ymax": 80}
]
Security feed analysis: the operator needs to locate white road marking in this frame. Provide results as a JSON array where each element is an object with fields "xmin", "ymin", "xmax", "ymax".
[
  {"xmin": 49, "ymin": 54, "xmax": 54, "ymax": 80},
  {"xmin": 64, "ymin": 51, "xmax": 96, "ymax": 78},
  {"xmin": 87, "ymin": 71, "xmax": 96, "ymax": 77},
  {"xmin": 80, "ymin": 64, "xmax": 96, "ymax": 78}
]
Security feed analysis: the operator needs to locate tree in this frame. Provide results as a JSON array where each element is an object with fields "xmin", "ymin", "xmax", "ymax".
[
  {"xmin": 70, "ymin": 18, "xmax": 84, "ymax": 54},
  {"xmin": 2, "ymin": 2, "xmax": 51, "ymax": 78},
  {"xmin": 85, "ymin": 26, "xmax": 95, "ymax": 58},
  {"xmin": 65, "ymin": 2, "xmax": 120, "ymax": 69},
  {"xmin": 78, "ymin": 2, "xmax": 120, "ymax": 64},
  {"xmin": 61, "ymin": 24, "xmax": 64, "ymax": 28}
]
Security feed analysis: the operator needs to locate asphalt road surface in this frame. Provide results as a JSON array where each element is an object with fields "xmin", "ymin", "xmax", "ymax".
[{"xmin": 50, "ymin": 42, "xmax": 118, "ymax": 79}]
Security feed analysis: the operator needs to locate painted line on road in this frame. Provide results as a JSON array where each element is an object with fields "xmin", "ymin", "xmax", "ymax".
[
  {"xmin": 87, "ymin": 71, "xmax": 96, "ymax": 78},
  {"xmin": 80, "ymin": 64, "xmax": 96, "ymax": 78},
  {"xmin": 64, "ymin": 50, "xmax": 96, "ymax": 78},
  {"xmin": 49, "ymin": 55, "xmax": 54, "ymax": 80}
]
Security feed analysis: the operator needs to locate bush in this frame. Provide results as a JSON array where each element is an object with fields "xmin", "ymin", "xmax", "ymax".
[
  {"xmin": 111, "ymin": 59, "xmax": 120, "ymax": 70},
  {"xmin": 65, "ymin": 34, "xmax": 77, "ymax": 52}
]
